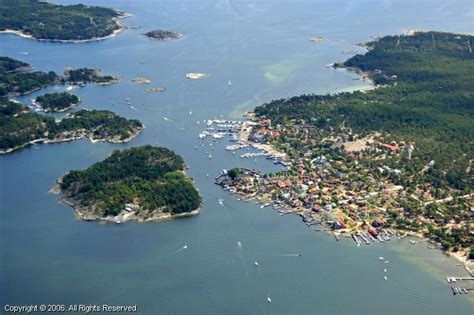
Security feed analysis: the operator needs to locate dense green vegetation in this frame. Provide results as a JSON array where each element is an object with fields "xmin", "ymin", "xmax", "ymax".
[
  {"xmin": 0, "ymin": 0, "xmax": 124, "ymax": 41},
  {"xmin": 144, "ymin": 29, "xmax": 182, "ymax": 41},
  {"xmin": 62, "ymin": 68, "xmax": 118, "ymax": 85},
  {"xmin": 255, "ymin": 31, "xmax": 473, "ymax": 191},
  {"xmin": 0, "ymin": 57, "xmax": 118, "ymax": 96},
  {"xmin": 0, "ymin": 98, "xmax": 142, "ymax": 152},
  {"xmin": 35, "ymin": 92, "xmax": 80, "ymax": 112},
  {"xmin": 60, "ymin": 145, "xmax": 202, "ymax": 217},
  {"xmin": 0, "ymin": 57, "xmax": 58, "ymax": 96},
  {"xmin": 0, "ymin": 56, "xmax": 29, "ymax": 72}
]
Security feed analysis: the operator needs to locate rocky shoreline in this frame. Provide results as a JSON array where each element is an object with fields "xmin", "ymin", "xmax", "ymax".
[
  {"xmin": 0, "ymin": 10, "xmax": 131, "ymax": 43},
  {"xmin": 0, "ymin": 126, "xmax": 143, "ymax": 155},
  {"xmin": 32, "ymin": 97, "xmax": 81, "ymax": 113},
  {"xmin": 52, "ymin": 191, "xmax": 200, "ymax": 224},
  {"xmin": 50, "ymin": 176, "xmax": 200, "ymax": 224}
]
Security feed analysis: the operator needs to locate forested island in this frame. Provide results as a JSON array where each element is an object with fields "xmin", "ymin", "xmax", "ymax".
[
  {"xmin": 0, "ymin": 57, "xmax": 118, "ymax": 97},
  {"xmin": 0, "ymin": 56, "xmax": 58, "ymax": 96},
  {"xmin": 223, "ymin": 31, "xmax": 474, "ymax": 264},
  {"xmin": 62, "ymin": 68, "xmax": 119, "ymax": 85},
  {"xmin": 143, "ymin": 29, "xmax": 182, "ymax": 41},
  {"xmin": 0, "ymin": 98, "xmax": 143, "ymax": 154},
  {"xmin": 0, "ymin": 0, "xmax": 128, "ymax": 42},
  {"xmin": 55, "ymin": 145, "xmax": 202, "ymax": 222},
  {"xmin": 35, "ymin": 92, "xmax": 80, "ymax": 112}
]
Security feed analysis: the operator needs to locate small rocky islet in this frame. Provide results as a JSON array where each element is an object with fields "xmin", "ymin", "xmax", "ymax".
[{"xmin": 143, "ymin": 29, "xmax": 183, "ymax": 41}]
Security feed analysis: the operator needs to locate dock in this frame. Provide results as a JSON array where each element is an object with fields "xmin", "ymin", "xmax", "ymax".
[{"xmin": 447, "ymin": 276, "xmax": 474, "ymax": 282}]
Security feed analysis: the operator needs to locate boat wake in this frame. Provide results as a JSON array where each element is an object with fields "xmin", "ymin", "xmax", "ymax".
[{"xmin": 177, "ymin": 244, "xmax": 188, "ymax": 252}]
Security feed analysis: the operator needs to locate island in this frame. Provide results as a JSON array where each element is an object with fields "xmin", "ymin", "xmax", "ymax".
[
  {"xmin": 54, "ymin": 145, "xmax": 202, "ymax": 223},
  {"xmin": 0, "ymin": 57, "xmax": 119, "ymax": 97},
  {"xmin": 0, "ymin": 56, "xmax": 58, "ymax": 96},
  {"xmin": 62, "ymin": 68, "xmax": 119, "ymax": 85},
  {"xmin": 0, "ymin": 98, "xmax": 143, "ymax": 154},
  {"xmin": 309, "ymin": 35, "xmax": 325, "ymax": 43},
  {"xmin": 143, "ymin": 29, "xmax": 183, "ymax": 41},
  {"xmin": 131, "ymin": 77, "xmax": 151, "ymax": 84},
  {"xmin": 217, "ymin": 32, "xmax": 474, "ymax": 266},
  {"xmin": 145, "ymin": 87, "xmax": 166, "ymax": 93},
  {"xmin": 0, "ymin": 0, "xmax": 129, "ymax": 42},
  {"xmin": 34, "ymin": 92, "xmax": 80, "ymax": 112},
  {"xmin": 185, "ymin": 73, "xmax": 208, "ymax": 80}
]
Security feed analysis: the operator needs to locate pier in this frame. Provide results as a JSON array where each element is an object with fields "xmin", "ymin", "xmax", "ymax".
[{"xmin": 447, "ymin": 276, "xmax": 474, "ymax": 282}]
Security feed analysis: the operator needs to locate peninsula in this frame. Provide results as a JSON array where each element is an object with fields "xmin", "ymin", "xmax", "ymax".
[
  {"xmin": 55, "ymin": 145, "xmax": 202, "ymax": 223},
  {"xmin": 0, "ymin": 98, "xmax": 143, "ymax": 154},
  {"xmin": 218, "ymin": 32, "xmax": 474, "ymax": 266},
  {"xmin": 34, "ymin": 92, "xmax": 80, "ymax": 112},
  {"xmin": 0, "ymin": 0, "xmax": 129, "ymax": 42},
  {"xmin": 0, "ymin": 57, "xmax": 118, "ymax": 97},
  {"xmin": 0, "ymin": 56, "xmax": 57, "ymax": 97},
  {"xmin": 143, "ymin": 29, "xmax": 183, "ymax": 41}
]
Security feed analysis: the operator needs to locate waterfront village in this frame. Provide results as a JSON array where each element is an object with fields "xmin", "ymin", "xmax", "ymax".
[{"xmin": 197, "ymin": 116, "xmax": 473, "ymax": 290}]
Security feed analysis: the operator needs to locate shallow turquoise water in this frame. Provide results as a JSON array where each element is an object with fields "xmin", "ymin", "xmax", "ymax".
[{"xmin": 1, "ymin": 0, "xmax": 473, "ymax": 314}]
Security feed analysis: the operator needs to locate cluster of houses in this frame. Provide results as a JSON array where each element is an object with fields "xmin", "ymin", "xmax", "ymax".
[{"xmin": 217, "ymin": 117, "xmax": 472, "ymax": 247}]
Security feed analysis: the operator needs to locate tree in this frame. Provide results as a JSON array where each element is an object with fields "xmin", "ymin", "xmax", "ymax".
[{"xmin": 228, "ymin": 168, "xmax": 241, "ymax": 180}]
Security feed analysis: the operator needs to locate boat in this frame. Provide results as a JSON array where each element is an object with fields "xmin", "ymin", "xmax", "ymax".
[
  {"xmin": 409, "ymin": 239, "xmax": 417, "ymax": 245},
  {"xmin": 384, "ymin": 276, "xmax": 388, "ymax": 281},
  {"xmin": 384, "ymin": 268, "xmax": 387, "ymax": 273},
  {"xmin": 254, "ymin": 261, "xmax": 259, "ymax": 266},
  {"xmin": 208, "ymin": 154, "xmax": 212, "ymax": 159},
  {"xmin": 218, "ymin": 198, "xmax": 224, "ymax": 206},
  {"xmin": 384, "ymin": 260, "xmax": 389, "ymax": 264},
  {"xmin": 228, "ymin": 80, "xmax": 232, "ymax": 87},
  {"xmin": 379, "ymin": 257, "xmax": 384, "ymax": 261},
  {"xmin": 189, "ymin": 111, "xmax": 192, "ymax": 115},
  {"xmin": 267, "ymin": 296, "xmax": 272, "ymax": 303},
  {"xmin": 183, "ymin": 245, "xmax": 188, "ymax": 249},
  {"xmin": 352, "ymin": 233, "xmax": 361, "ymax": 247}
]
